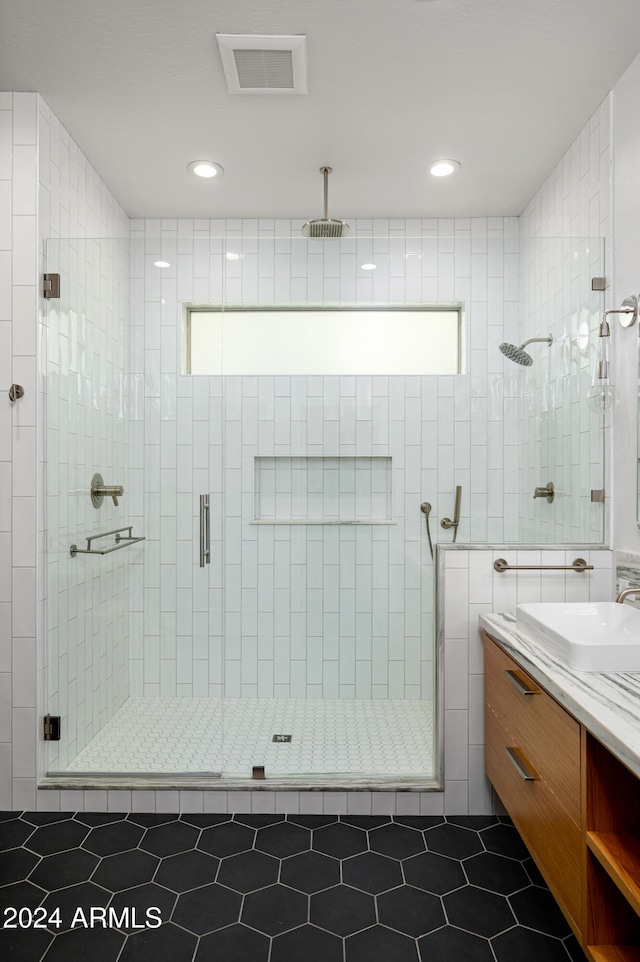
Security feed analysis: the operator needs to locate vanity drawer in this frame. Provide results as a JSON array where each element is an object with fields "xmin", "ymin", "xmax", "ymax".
[
  {"xmin": 483, "ymin": 633, "xmax": 581, "ymax": 824},
  {"xmin": 485, "ymin": 705, "xmax": 582, "ymax": 934}
]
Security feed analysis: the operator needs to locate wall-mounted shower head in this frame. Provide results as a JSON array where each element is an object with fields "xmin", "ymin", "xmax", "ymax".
[
  {"xmin": 499, "ymin": 334, "xmax": 553, "ymax": 366},
  {"xmin": 301, "ymin": 167, "xmax": 350, "ymax": 239}
]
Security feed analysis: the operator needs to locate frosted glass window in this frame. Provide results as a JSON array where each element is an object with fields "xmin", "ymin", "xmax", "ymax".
[{"xmin": 186, "ymin": 309, "xmax": 460, "ymax": 375}]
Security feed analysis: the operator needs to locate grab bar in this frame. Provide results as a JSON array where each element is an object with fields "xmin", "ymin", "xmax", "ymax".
[
  {"xmin": 493, "ymin": 557, "xmax": 593, "ymax": 573},
  {"xmin": 70, "ymin": 526, "xmax": 145, "ymax": 557},
  {"xmin": 200, "ymin": 494, "xmax": 211, "ymax": 567}
]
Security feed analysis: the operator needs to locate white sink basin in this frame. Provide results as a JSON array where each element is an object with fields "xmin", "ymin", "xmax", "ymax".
[{"xmin": 516, "ymin": 602, "xmax": 640, "ymax": 672}]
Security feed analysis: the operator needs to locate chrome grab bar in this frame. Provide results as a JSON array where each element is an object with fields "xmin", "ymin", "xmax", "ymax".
[
  {"xmin": 70, "ymin": 526, "xmax": 145, "ymax": 557},
  {"xmin": 505, "ymin": 746, "xmax": 537, "ymax": 782},
  {"xmin": 493, "ymin": 557, "xmax": 593, "ymax": 573},
  {"xmin": 200, "ymin": 494, "xmax": 211, "ymax": 567}
]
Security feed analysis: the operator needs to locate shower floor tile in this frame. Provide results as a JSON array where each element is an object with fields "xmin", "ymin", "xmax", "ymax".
[
  {"xmin": 0, "ymin": 814, "xmax": 586, "ymax": 962},
  {"xmin": 62, "ymin": 697, "xmax": 434, "ymax": 777}
]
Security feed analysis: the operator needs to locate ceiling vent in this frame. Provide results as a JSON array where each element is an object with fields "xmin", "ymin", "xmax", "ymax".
[{"xmin": 216, "ymin": 34, "xmax": 307, "ymax": 95}]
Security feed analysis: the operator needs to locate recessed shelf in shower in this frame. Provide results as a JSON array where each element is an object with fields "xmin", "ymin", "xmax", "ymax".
[{"xmin": 252, "ymin": 456, "xmax": 394, "ymax": 524}]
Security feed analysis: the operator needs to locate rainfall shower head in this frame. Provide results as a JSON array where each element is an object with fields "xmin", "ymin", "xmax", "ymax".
[
  {"xmin": 499, "ymin": 334, "xmax": 553, "ymax": 366},
  {"xmin": 301, "ymin": 167, "xmax": 350, "ymax": 239}
]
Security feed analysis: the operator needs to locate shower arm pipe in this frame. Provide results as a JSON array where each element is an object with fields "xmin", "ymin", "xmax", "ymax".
[
  {"xmin": 520, "ymin": 336, "xmax": 553, "ymax": 349},
  {"xmin": 440, "ymin": 485, "xmax": 462, "ymax": 542},
  {"xmin": 322, "ymin": 165, "xmax": 330, "ymax": 220},
  {"xmin": 420, "ymin": 502, "xmax": 434, "ymax": 560}
]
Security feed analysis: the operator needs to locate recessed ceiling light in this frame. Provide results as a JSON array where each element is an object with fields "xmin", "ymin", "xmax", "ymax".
[
  {"xmin": 154, "ymin": 260, "xmax": 171, "ymax": 268},
  {"xmin": 187, "ymin": 160, "xmax": 224, "ymax": 178},
  {"xmin": 225, "ymin": 252, "xmax": 241, "ymax": 261},
  {"xmin": 428, "ymin": 159, "xmax": 461, "ymax": 177},
  {"xmin": 361, "ymin": 263, "xmax": 377, "ymax": 270}
]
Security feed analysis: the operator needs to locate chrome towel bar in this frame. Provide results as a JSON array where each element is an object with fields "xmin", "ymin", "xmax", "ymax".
[
  {"xmin": 493, "ymin": 557, "xmax": 593, "ymax": 573},
  {"xmin": 70, "ymin": 526, "xmax": 145, "ymax": 557}
]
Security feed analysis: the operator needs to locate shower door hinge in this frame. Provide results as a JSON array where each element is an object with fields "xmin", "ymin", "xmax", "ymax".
[
  {"xmin": 591, "ymin": 277, "xmax": 606, "ymax": 292},
  {"xmin": 43, "ymin": 714, "xmax": 61, "ymax": 741},
  {"xmin": 591, "ymin": 489, "xmax": 605, "ymax": 503},
  {"xmin": 43, "ymin": 273, "xmax": 60, "ymax": 298}
]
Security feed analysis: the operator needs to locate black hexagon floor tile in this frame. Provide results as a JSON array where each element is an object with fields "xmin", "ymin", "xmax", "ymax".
[
  {"xmin": 425, "ymin": 824, "xmax": 484, "ymax": 860},
  {"xmin": 74, "ymin": 813, "xmax": 127, "ymax": 827},
  {"xmin": 279, "ymin": 849, "xmax": 341, "ymax": 893},
  {"xmin": 346, "ymin": 924, "xmax": 420, "ymax": 962},
  {"xmin": 369, "ymin": 822, "xmax": 425, "ymax": 859},
  {"xmin": 447, "ymin": 815, "xmax": 499, "ymax": 831},
  {"xmin": 26, "ymin": 820, "xmax": 90, "ymax": 856},
  {"xmin": 126, "ymin": 814, "xmax": 178, "ymax": 828},
  {"xmin": 242, "ymin": 883, "xmax": 308, "ymax": 935},
  {"xmin": 341, "ymin": 851, "xmax": 403, "ymax": 894},
  {"xmin": 140, "ymin": 820, "xmax": 200, "ymax": 857},
  {"xmin": 419, "ymin": 925, "xmax": 495, "ymax": 962},
  {"xmin": 91, "ymin": 849, "xmax": 159, "ymax": 892},
  {"xmin": 172, "ymin": 881, "xmax": 241, "ymax": 935},
  {"xmin": 393, "ymin": 815, "xmax": 445, "ymax": 830},
  {"xmin": 40, "ymin": 925, "xmax": 125, "ymax": 962},
  {"xmin": 310, "ymin": 883, "xmax": 376, "ymax": 936},
  {"xmin": 117, "ymin": 920, "xmax": 197, "ymax": 962},
  {"xmin": 82, "ymin": 820, "xmax": 144, "ymax": 856},
  {"xmin": 2, "ymin": 923, "xmax": 53, "ymax": 960},
  {"xmin": 29, "ymin": 849, "xmax": 98, "ymax": 891},
  {"xmin": 403, "ymin": 851, "xmax": 467, "ymax": 895},
  {"xmin": 377, "ymin": 885, "xmax": 445, "ymax": 937},
  {"xmin": 0, "ymin": 819, "xmax": 35, "ymax": 851},
  {"xmin": 178, "ymin": 813, "xmax": 231, "ymax": 828},
  {"xmin": 234, "ymin": 814, "xmax": 284, "ymax": 828},
  {"xmin": 216, "ymin": 849, "xmax": 279, "ymax": 893},
  {"xmin": 0, "ymin": 879, "xmax": 45, "ymax": 914},
  {"xmin": 108, "ymin": 882, "xmax": 177, "ymax": 934},
  {"xmin": 195, "ymin": 923, "xmax": 270, "ymax": 962},
  {"xmin": 480, "ymin": 823, "xmax": 530, "ymax": 860},
  {"xmin": 153, "ymin": 850, "xmax": 219, "ymax": 893},
  {"xmin": 1, "ymin": 847, "xmax": 41, "ymax": 885},
  {"xmin": 509, "ymin": 886, "xmax": 574, "ymax": 938},
  {"xmin": 40, "ymin": 881, "xmax": 111, "ymax": 932},
  {"xmin": 492, "ymin": 926, "xmax": 576, "ymax": 962},
  {"xmin": 340, "ymin": 815, "xmax": 391, "ymax": 829},
  {"xmin": 197, "ymin": 821, "xmax": 254, "ymax": 858},
  {"xmin": 312, "ymin": 822, "xmax": 368, "ymax": 859},
  {"xmin": 464, "ymin": 851, "xmax": 530, "ymax": 895},
  {"xmin": 20, "ymin": 813, "xmax": 73, "ymax": 826},
  {"xmin": 286, "ymin": 815, "xmax": 338, "ymax": 829},
  {"xmin": 254, "ymin": 821, "xmax": 310, "ymax": 858},
  {"xmin": 443, "ymin": 885, "xmax": 516, "ymax": 938},
  {"xmin": 271, "ymin": 924, "xmax": 343, "ymax": 962}
]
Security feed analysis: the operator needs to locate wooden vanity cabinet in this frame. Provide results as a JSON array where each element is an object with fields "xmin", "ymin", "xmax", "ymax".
[{"xmin": 483, "ymin": 630, "xmax": 640, "ymax": 961}]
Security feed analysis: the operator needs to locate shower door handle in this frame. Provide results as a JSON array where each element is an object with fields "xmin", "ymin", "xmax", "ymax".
[{"xmin": 199, "ymin": 494, "xmax": 211, "ymax": 567}]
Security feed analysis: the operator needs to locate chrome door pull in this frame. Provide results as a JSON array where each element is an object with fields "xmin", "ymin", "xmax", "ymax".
[
  {"xmin": 199, "ymin": 494, "xmax": 211, "ymax": 567},
  {"xmin": 505, "ymin": 746, "xmax": 537, "ymax": 781},
  {"xmin": 504, "ymin": 669, "xmax": 538, "ymax": 696}
]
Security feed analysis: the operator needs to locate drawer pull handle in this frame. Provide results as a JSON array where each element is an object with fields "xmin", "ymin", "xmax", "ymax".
[
  {"xmin": 505, "ymin": 746, "xmax": 537, "ymax": 781},
  {"xmin": 504, "ymin": 669, "xmax": 538, "ymax": 696}
]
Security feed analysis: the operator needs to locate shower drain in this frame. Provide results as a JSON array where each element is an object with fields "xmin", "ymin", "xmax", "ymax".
[{"xmin": 272, "ymin": 734, "xmax": 292, "ymax": 742}]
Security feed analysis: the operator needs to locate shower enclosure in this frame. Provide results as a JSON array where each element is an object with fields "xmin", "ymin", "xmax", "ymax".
[{"xmin": 42, "ymin": 225, "xmax": 605, "ymax": 787}]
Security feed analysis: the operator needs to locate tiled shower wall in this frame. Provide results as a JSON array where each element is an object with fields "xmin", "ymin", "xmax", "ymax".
[
  {"xmin": 0, "ymin": 92, "xmax": 130, "ymax": 807},
  {"xmin": 517, "ymin": 95, "xmax": 612, "ymax": 544},
  {"xmin": 128, "ymin": 218, "xmax": 521, "ymax": 699}
]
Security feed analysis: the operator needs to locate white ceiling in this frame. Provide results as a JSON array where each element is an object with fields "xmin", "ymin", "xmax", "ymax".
[{"xmin": 2, "ymin": 0, "xmax": 640, "ymax": 220}]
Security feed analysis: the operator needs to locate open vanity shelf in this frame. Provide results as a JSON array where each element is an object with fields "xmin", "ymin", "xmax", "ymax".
[{"xmin": 483, "ymin": 630, "xmax": 640, "ymax": 961}]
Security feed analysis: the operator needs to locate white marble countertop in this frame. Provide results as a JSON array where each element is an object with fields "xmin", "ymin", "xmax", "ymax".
[{"xmin": 480, "ymin": 612, "xmax": 640, "ymax": 780}]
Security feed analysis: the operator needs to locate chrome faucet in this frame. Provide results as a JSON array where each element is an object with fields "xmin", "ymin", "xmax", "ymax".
[{"xmin": 615, "ymin": 583, "xmax": 640, "ymax": 604}]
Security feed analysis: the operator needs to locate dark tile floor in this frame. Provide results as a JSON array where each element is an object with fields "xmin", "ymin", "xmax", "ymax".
[{"xmin": 0, "ymin": 811, "xmax": 587, "ymax": 962}]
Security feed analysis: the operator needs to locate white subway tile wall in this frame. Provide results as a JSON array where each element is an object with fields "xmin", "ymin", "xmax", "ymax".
[
  {"xmin": 518, "ymin": 95, "xmax": 611, "ymax": 544},
  {"xmin": 128, "ymin": 219, "xmax": 521, "ymax": 709},
  {"xmin": 440, "ymin": 546, "xmax": 614, "ymax": 814}
]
